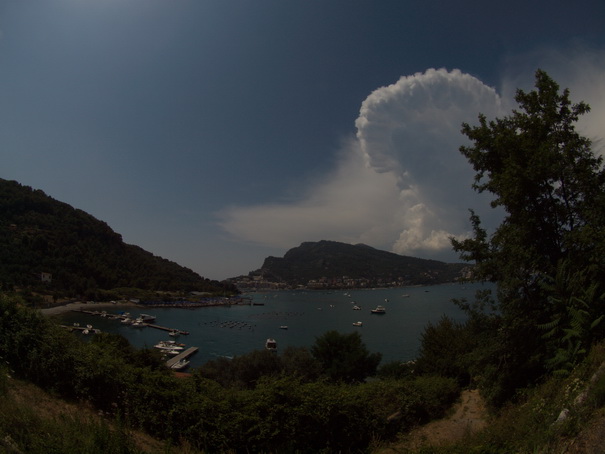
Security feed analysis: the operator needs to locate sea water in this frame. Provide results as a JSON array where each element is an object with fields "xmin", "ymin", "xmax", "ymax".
[{"xmin": 58, "ymin": 282, "xmax": 492, "ymax": 369}]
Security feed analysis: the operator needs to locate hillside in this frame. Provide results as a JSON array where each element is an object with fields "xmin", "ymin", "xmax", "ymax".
[
  {"xmin": 0, "ymin": 178, "xmax": 236, "ymax": 299},
  {"xmin": 248, "ymin": 240, "xmax": 469, "ymax": 287}
]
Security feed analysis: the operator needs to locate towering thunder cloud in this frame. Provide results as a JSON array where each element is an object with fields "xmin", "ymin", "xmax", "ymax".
[{"xmin": 219, "ymin": 59, "xmax": 604, "ymax": 260}]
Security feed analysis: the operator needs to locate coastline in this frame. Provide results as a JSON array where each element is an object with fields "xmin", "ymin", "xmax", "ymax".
[{"xmin": 40, "ymin": 301, "xmax": 141, "ymax": 317}]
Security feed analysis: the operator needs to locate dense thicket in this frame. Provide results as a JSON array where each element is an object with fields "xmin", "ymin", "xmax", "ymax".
[
  {"xmin": 0, "ymin": 294, "xmax": 458, "ymax": 453},
  {"xmin": 435, "ymin": 70, "xmax": 605, "ymax": 407},
  {"xmin": 0, "ymin": 179, "xmax": 236, "ymax": 298}
]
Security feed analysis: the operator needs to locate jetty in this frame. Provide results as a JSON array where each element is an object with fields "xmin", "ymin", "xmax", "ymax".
[
  {"xmin": 165, "ymin": 347, "xmax": 198, "ymax": 368},
  {"xmin": 143, "ymin": 323, "xmax": 190, "ymax": 335},
  {"xmin": 73, "ymin": 309, "xmax": 189, "ymax": 335}
]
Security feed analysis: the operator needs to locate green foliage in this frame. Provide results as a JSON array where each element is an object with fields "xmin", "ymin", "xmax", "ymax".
[
  {"xmin": 537, "ymin": 260, "xmax": 605, "ymax": 377},
  {"xmin": 377, "ymin": 360, "xmax": 416, "ymax": 380},
  {"xmin": 452, "ymin": 70, "xmax": 605, "ymax": 406},
  {"xmin": 260, "ymin": 240, "xmax": 467, "ymax": 287},
  {"xmin": 311, "ymin": 330, "xmax": 382, "ymax": 383},
  {"xmin": 0, "ymin": 178, "xmax": 237, "ymax": 298},
  {"xmin": 0, "ymin": 293, "xmax": 466, "ymax": 452},
  {"xmin": 415, "ymin": 316, "xmax": 475, "ymax": 386},
  {"xmin": 0, "ymin": 390, "xmax": 142, "ymax": 454},
  {"xmin": 198, "ymin": 346, "xmax": 321, "ymax": 389},
  {"xmin": 425, "ymin": 343, "xmax": 605, "ymax": 453}
]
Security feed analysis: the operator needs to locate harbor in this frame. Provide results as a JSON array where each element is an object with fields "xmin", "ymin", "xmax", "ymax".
[
  {"xmin": 72, "ymin": 309, "xmax": 191, "ymax": 335},
  {"xmin": 165, "ymin": 347, "xmax": 198, "ymax": 369},
  {"xmin": 55, "ymin": 283, "xmax": 492, "ymax": 368},
  {"xmin": 64, "ymin": 308, "xmax": 197, "ymax": 371}
]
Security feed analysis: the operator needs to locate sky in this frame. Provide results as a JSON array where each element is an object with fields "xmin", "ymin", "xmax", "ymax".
[{"xmin": 2, "ymin": 0, "xmax": 605, "ymax": 281}]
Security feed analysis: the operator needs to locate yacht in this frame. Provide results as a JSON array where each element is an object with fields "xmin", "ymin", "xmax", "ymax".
[{"xmin": 371, "ymin": 305, "xmax": 386, "ymax": 314}]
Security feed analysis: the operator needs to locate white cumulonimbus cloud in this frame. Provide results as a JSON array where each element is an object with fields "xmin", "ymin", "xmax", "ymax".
[{"xmin": 219, "ymin": 54, "xmax": 605, "ymax": 259}]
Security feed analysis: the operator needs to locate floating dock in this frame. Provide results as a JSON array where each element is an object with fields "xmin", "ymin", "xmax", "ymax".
[{"xmin": 165, "ymin": 347, "xmax": 198, "ymax": 368}]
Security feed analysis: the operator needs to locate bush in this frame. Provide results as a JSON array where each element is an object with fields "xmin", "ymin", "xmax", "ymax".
[{"xmin": 415, "ymin": 316, "xmax": 474, "ymax": 386}]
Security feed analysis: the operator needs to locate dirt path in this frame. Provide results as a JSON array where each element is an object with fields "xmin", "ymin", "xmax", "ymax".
[{"xmin": 377, "ymin": 389, "xmax": 488, "ymax": 453}]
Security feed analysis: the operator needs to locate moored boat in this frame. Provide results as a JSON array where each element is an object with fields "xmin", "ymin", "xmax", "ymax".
[
  {"xmin": 353, "ymin": 321, "xmax": 363, "ymax": 326},
  {"xmin": 170, "ymin": 359, "xmax": 190, "ymax": 371},
  {"xmin": 140, "ymin": 314, "xmax": 156, "ymax": 323},
  {"xmin": 265, "ymin": 338, "xmax": 277, "ymax": 351},
  {"xmin": 371, "ymin": 305, "xmax": 386, "ymax": 314},
  {"xmin": 154, "ymin": 340, "xmax": 185, "ymax": 351}
]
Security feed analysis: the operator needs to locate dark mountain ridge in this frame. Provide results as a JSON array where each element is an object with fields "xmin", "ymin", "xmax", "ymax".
[
  {"xmin": 0, "ymin": 179, "xmax": 236, "ymax": 299},
  {"xmin": 244, "ymin": 240, "xmax": 469, "ymax": 288}
]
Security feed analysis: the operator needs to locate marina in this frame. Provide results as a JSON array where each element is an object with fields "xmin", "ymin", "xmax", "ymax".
[
  {"xmin": 165, "ymin": 347, "xmax": 198, "ymax": 369},
  {"xmin": 73, "ymin": 309, "xmax": 191, "ymax": 335},
  {"xmin": 57, "ymin": 283, "xmax": 493, "ymax": 369}
]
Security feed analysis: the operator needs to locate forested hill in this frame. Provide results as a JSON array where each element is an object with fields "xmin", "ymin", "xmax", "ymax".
[
  {"xmin": 0, "ymin": 179, "xmax": 236, "ymax": 298},
  {"xmin": 256, "ymin": 240, "xmax": 468, "ymax": 287}
]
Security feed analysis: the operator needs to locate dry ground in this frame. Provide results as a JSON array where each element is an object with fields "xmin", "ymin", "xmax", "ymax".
[{"xmin": 376, "ymin": 389, "xmax": 488, "ymax": 453}]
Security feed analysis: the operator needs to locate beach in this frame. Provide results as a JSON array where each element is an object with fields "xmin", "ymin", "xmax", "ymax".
[{"xmin": 40, "ymin": 301, "xmax": 141, "ymax": 317}]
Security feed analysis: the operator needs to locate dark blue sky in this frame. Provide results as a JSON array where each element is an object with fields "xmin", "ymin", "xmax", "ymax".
[{"xmin": 2, "ymin": 0, "xmax": 605, "ymax": 279}]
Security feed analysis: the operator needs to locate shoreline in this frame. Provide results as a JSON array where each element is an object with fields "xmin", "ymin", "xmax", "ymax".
[{"xmin": 40, "ymin": 301, "xmax": 142, "ymax": 317}]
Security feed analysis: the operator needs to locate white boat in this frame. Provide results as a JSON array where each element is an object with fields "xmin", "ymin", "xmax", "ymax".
[
  {"xmin": 170, "ymin": 359, "xmax": 190, "ymax": 371},
  {"xmin": 353, "ymin": 321, "xmax": 363, "ymax": 327},
  {"xmin": 371, "ymin": 305, "xmax": 386, "ymax": 314},
  {"xmin": 279, "ymin": 326, "xmax": 288, "ymax": 330},
  {"xmin": 121, "ymin": 317, "xmax": 133, "ymax": 325},
  {"xmin": 265, "ymin": 338, "xmax": 277, "ymax": 351},
  {"xmin": 352, "ymin": 305, "xmax": 361, "ymax": 310},
  {"xmin": 168, "ymin": 330, "xmax": 180, "ymax": 337},
  {"xmin": 154, "ymin": 341, "xmax": 184, "ymax": 351},
  {"xmin": 140, "ymin": 314, "xmax": 156, "ymax": 323}
]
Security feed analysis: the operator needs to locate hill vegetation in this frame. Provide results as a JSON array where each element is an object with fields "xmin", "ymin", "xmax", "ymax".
[
  {"xmin": 0, "ymin": 178, "xmax": 237, "ymax": 302},
  {"xmin": 246, "ymin": 240, "xmax": 468, "ymax": 287},
  {"xmin": 2, "ymin": 70, "xmax": 605, "ymax": 452}
]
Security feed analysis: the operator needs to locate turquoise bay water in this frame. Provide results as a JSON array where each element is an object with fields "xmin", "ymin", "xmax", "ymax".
[{"xmin": 59, "ymin": 282, "xmax": 491, "ymax": 369}]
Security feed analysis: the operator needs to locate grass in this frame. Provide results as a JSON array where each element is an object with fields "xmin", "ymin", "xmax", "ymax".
[
  {"xmin": 376, "ymin": 342, "xmax": 605, "ymax": 453},
  {"xmin": 0, "ymin": 370, "xmax": 168, "ymax": 454}
]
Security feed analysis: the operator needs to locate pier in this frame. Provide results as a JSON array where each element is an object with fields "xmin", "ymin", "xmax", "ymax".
[
  {"xmin": 73, "ymin": 309, "xmax": 189, "ymax": 335},
  {"xmin": 142, "ymin": 323, "xmax": 190, "ymax": 335},
  {"xmin": 165, "ymin": 347, "xmax": 198, "ymax": 368}
]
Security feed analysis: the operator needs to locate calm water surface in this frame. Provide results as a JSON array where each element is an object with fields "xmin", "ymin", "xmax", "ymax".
[{"xmin": 59, "ymin": 282, "xmax": 492, "ymax": 369}]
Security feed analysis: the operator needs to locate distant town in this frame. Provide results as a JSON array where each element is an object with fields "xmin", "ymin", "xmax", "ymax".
[{"xmin": 229, "ymin": 267, "xmax": 474, "ymax": 292}]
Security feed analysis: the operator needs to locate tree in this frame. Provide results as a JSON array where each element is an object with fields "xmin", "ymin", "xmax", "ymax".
[
  {"xmin": 415, "ymin": 316, "xmax": 476, "ymax": 385},
  {"xmin": 311, "ymin": 330, "xmax": 382, "ymax": 383},
  {"xmin": 452, "ymin": 70, "xmax": 605, "ymax": 405}
]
